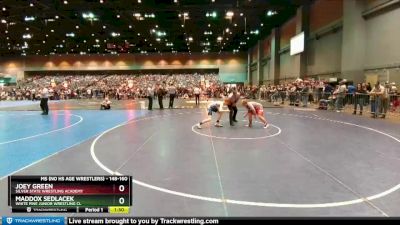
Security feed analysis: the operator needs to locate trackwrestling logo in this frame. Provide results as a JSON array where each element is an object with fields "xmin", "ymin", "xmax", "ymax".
[{"xmin": 2, "ymin": 217, "xmax": 65, "ymax": 225}]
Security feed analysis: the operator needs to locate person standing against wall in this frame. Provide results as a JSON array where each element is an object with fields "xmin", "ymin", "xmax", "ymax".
[
  {"xmin": 335, "ymin": 80, "xmax": 347, "ymax": 112},
  {"xmin": 301, "ymin": 82, "xmax": 310, "ymax": 107},
  {"xmin": 379, "ymin": 82, "xmax": 390, "ymax": 118},
  {"xmin": 353, "ymin": 83, "xmax": 367, "ymax": 115},
  {"xmin": 369, "ymin": 82, "xmax": 384, "ymax": 118},
  {"xmin": 168, "ymin": 83, "xmax": 177, "ymax": 109},
  {"xmin": 40, "ymin": 86, "xmax": 49, "ymax": 115}
]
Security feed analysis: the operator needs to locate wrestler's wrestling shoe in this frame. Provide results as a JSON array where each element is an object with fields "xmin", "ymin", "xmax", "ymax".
[
  {"xmin": 215, "ymin": 123, "xmax": 223, "ymax": 127},
  {"xmin": 196, "ymin": 123, "xmax": 202, "ymax": 129}
]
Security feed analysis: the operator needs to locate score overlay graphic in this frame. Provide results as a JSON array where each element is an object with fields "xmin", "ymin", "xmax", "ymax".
[{"xmin": 8, "ymin": 176, "xmax": 132, "ymax": 213}]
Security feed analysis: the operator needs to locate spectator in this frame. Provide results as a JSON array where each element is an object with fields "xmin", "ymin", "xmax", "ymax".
[
  {"xmin": 335, "ymin": 80, "xmax": 347, "ymax": 112},
  {"xmin": 379, "ymin": 82, "xmax": 391, "ymax": 118},
  {"xmin": 370, "ymin": 82, "xmax": 384, "ymax": 118},
  {"xmin": 353, "ymin": 83, "xmax": 367, "ymax": 115},
  {"xmin": 100, "ymin": 96, "xmax": 112, "ymax": 110}
]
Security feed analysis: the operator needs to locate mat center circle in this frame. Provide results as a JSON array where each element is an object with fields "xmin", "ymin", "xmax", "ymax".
[{"xmin": 191, "ymin": 121, "xmax": 282, "ymax": 140}]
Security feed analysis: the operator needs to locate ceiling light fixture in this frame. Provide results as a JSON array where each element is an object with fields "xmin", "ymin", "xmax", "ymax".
[
  {"xmin": 22, "ymin": 34, "xmax": 32, "ymax": 39},
  {"xmin": 250, "ymin": 29, "xmax": 259, "ymax": 35},
  {"xmin": 66, "ymin": 32, "xmax": 75, "ymax": 37},
  {"xmin": 82, "ymin": 12, "xmax": 98, "ymax": 21},
  {"xmin": 156, "ymin": 31, "xmax": 166, "ymax": 37},
  {"xmin": 267, "ymin": 10, "xmax": 277, "ymax": 17},
  {"xmin": 24, "ymin": 16, "xmax": 35, "ymax": 21},
  {"xmin": 206, "ymin": 11, "xmax": 217, "ymax": 18},
  {"xmin": 226, "ymin": 11, "xmax": 234, "ymax": 18},
  {"xmin": 144, "ymin": 13, "xmax": 155, "ymax": 18},
  {"xmin": 111, "ymin": 32, "xmax": 120, "ymax": 37}
]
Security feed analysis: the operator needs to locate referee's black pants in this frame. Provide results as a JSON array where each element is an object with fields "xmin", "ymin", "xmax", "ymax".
[
  {"xmin": 148, "ymin": 96, "xmax": 153, "ymax": 110},
  {"xmin": 158, "ymin": 96, "xmax": 164, "ymax": 109},
  {"xmin": 195, "ymin": 94, "xmax": 200, "ymax": 105},
  {"xmin": 40, "ymin": 98, "xmax": 49, "ymax": 114},
  {"xmin": 169, "ymin": 94, "xmax": 175, "ymax": 108},
  {"xmin": 228, "ymin": 105, "xmax": 238, "ymax": 125}
]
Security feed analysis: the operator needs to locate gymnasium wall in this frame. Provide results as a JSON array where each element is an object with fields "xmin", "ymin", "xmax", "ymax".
[
  {"xmin": 364, "ymin": 6, "xmax": 400, "ymax": 69},
  {"xmin": 0, "ymin": 53, "xmax": 248, "ymax": 83},
  {"xmin": 279, "ymin": 18, "xmax": 296, "ymax": 49},
  {"xmin": 306, "ymin": 30, "xmax": 342, "ymax": 76},
  {"xmin": 262, "ymin": 60, "xmax": 270, "ymax": 83},
  {"xmin": 279, "ymin": 18, "xmax": 297, "ymax": 79},
  {"xmin": 280, "ymin": 51, "xmax": 297, "ymax": 79},
  {"xmin": 249, "ymin": 0, "xmax": 400, "ymax": 85},
  {"xmin": 306, "ymin": 0, "xmax": 343, "ymax": 77}
]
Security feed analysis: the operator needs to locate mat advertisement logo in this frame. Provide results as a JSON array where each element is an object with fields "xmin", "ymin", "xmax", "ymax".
[{"xmin": 6, "ymin": 217, "xmax": 13, "ymax": 224}]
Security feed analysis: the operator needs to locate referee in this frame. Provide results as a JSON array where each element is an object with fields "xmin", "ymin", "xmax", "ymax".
[
  {"xmin": 40, "ymin": 86, "xmax": 49, "ymax": 115},
  {"xmin": 226, "ymin": 88, "xmax": 240, "ymax": 126},
  {"xmin": 168, "ymin": 83, "xmax": 177, "ymax": 109},
  {"xmin": 147, "ymin": 85, "xmax": 154, "ymax": 110}
]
